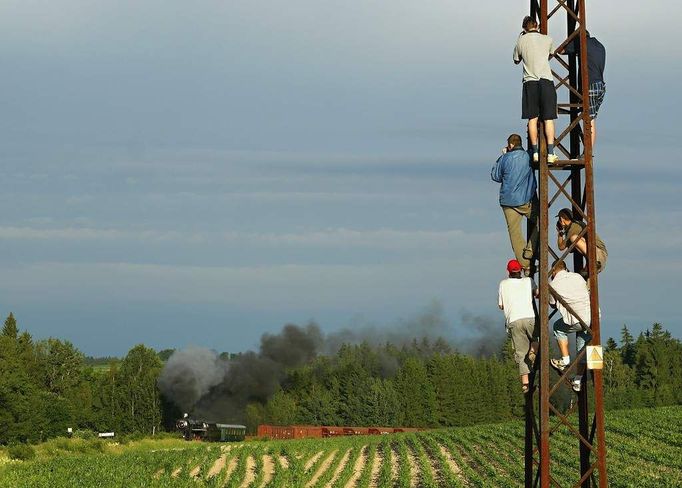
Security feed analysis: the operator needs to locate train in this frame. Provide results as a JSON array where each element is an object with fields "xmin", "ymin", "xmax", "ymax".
[
  {"xmin": 257, "ymin": 424, "xmax": 423, "ymax": 440},
  {"xmin": 176, "ymin": 414, "xmax": 422, "ymax": 442},
  {"xmin": 176, "ymin": 415, "xmax": 246, "ymax": 442}
]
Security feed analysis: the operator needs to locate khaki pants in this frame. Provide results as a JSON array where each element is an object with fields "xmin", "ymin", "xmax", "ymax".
[
  {"xmin": 508, "ymin": 317, "xmax": 538, "ymax": 376},
  {"xmin": 502, "ymin": 198, "xmax": 539, "ymax": 269}
]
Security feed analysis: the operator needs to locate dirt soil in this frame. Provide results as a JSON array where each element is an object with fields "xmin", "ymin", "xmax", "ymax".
[
  {"xmin": 260, "ymin": 454, "xmax": 275, "ymax": 487},
  {"xmin": 344, "ymin": 445, "xmax": 368, "ymax": 488},
  {"xmin": 304, "ymin": 451, "xmax": 324, "ymax": 472},
  {"xmin": 207, "ymin": 454, "xmax": 227, "ymax": 478},
  {"xmin": 305, "ymin": 449, "xmax": 338, "ymax": 488},
  {"xmin": 238, "ymin": 455, "xmax": 256, "ymax": 488},
  {"xmin": 405, "ymin": 446, "xmax": 420, "ymax": 488},
  {"xmin": 438, "ymin": 443, "xmax": 468, "ymax": 486},
  {"xmin": 328, "ymin": 448, "xmax": 351, "ymax": 486},
  {"xmin": 368, "ymin": 448, "xmax": 383, "ymax": 488}
]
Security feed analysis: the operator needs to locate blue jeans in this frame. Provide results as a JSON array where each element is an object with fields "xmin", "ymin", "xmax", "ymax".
[{"xmin": 553, "ymin": 318, "xmax": 591, "ymax": 359}]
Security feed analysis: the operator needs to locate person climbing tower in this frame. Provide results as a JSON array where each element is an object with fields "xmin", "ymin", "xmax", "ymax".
[
  {"xmin": 513, "ymin": 16, "xmax": 558, "ymax": 163},
  {"xmin": 562, "ymin": 31, "xmax": 606, "ymax": 149},
  {"xmin": 498, "ymin": 259, "xmax": 539, "ymax": 393},
  {"xmin": 556, "ymin": 208, "xmax": 608, "ymax": 274},
  {"xmin": 491, "ymin": 134, "xmax": 539, "ymax": 274},
  {"xmin": 548, "ymin": 260, "xmax": 592, "ymax": 392}
]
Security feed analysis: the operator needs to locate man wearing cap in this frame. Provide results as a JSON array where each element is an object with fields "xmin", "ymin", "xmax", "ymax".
[
  {"xmin": 491, "ymin": 134, "xmax": 538, "ymax": 274},
  {"xmin": 498, "ymin": 259, "xmax": 538, "ymax": 393},
  {"xmin": 556, "ymin": 208, "xmax": 608, "ymax": 274},
  {"xmin": 548, "ymin": 260, "xmax": 591, "ymax": 392}
]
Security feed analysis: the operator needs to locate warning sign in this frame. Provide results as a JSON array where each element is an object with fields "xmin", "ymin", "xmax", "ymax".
[{"xmin": 586, "ymin": 345, "xmax": 603, "ymax": 370}]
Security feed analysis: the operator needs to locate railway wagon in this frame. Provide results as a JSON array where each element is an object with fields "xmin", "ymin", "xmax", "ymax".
[{"xmin": 257, "ymin": 424, "xmax": 423, "ymax": 440}]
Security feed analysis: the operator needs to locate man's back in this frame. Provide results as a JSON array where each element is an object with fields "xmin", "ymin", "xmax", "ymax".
[
  {"xmin": 586, "ymin": 37, "xmax": 606, "ymax": 83},
  {"xmin": 499, "ymin": 277, "xmax": 536, "ymax": 324},
  {"xmin": 564, "ymin": 36, "xmax": 606, "ymax": 83},
  {"xmin": 550, "ymin": 270, "xmax": 590, "ymax": 325},
  {"xmin": 491, "ymin": 148, "xmax": 536, "ymax": 207},
  {"xmin": 514, "ymin": 31, "xmax": 554, "ymax": 82}
]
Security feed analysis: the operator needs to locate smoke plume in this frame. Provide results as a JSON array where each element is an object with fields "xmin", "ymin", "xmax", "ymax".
[{"xmin": 158, "ymin": 303, "xmax": 505, "ymax": 421}]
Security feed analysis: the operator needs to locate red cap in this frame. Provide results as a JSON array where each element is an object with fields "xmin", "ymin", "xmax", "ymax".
[{"xmin": 507, "ymin": 259, "xmax": 522, "ymax": 273}]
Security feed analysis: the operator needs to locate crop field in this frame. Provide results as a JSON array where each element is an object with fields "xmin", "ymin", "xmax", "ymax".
[{"xmin": 1, "ymin": 406, "xmax": 680, "ymax": 487}]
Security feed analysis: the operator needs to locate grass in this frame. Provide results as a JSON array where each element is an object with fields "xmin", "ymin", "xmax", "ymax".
[{"xmin": 0, "ymin": 406, "xmax": 680, "ymax": 487}]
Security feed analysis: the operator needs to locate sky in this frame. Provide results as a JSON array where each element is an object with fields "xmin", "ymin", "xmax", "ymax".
[{"xmin": 0, "ymin": 1, "xmax": 680, "ymax": 356}]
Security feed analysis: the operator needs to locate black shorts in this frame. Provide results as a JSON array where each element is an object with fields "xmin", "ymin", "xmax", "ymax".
[{"xmin": 522, "ymin": 79, "xmax": 557, "ymax": 120}]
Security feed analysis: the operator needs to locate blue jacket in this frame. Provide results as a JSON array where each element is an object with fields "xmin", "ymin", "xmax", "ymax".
[{"xmin": 491, "ymin": 147, "xmax": 537, "ymax": 207}]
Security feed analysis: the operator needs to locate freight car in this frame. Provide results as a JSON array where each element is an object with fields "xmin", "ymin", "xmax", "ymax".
[
  {"xmin": 257, "ymin": 424, "xmax": 422, "ymax": 440},
  {"xmin": 176, "ymin": 415, "xmax": 246, "ymax": 442}
]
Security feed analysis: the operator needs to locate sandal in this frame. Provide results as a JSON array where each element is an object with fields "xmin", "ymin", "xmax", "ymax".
[{"xmin": 522, "ymin": 384, "xmax": 532, "ymax": 394}]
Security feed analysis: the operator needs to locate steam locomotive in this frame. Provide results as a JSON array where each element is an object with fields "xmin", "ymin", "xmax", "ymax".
[{"xmin": 176, "ymin": 414, "xmax": 246, "ymax": 442}]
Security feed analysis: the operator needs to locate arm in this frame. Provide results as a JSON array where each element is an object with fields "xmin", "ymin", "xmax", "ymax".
[
  {"xmin": 513, "ymin": 38, "xmax": 522, "ymax": 65},
  {"xmin": 556, "ymin": 221, "xmax": 567, "ymax": 250},
  {"xmin": 491, "ymin": 154, "xmax": 505, "ymax": 183},
  {"xmin": 548, "ymin": 286, "xmax": 557, "ymax": 308},
  {"xmin": 498, "ymin": 286, "xmax": 504, "ymax": 310}
]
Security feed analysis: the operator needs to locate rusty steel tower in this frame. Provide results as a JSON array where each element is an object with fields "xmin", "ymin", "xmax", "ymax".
[{"xmin": 523, "ymin": 0, "xmax": 608, "ymax": 487}]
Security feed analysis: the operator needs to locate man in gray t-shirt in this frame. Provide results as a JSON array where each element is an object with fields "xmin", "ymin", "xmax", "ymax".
[{"xmin": 513, "ymin": 16, "xmax": 558, "ymax": 163}]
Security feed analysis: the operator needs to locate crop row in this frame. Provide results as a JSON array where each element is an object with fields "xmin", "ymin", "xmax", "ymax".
[{"xmin": 1, "ymin": 406, "xmax": 680, "ymax": 487}]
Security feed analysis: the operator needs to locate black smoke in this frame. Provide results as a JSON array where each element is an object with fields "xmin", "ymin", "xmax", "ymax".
[
  {"xmin": 158, "ymin": 323, "xmax": 322, "ymax": 421},
  {"xmin": 158, "ymin": 303, "xmax": 505, "ymax": 421}
]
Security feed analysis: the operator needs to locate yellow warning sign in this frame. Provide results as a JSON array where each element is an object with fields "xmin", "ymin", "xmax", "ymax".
[{"xmin": 587, "ymin": 345, "xmax": 603, "ymax": 370}]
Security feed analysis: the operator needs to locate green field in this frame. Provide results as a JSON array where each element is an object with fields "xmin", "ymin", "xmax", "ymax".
[{"xmin": 1, "ymin": 406, "xmax": 680, "ymax": 488}]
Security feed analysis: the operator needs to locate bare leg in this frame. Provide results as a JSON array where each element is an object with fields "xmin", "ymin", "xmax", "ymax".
[
  {"xmin": 544, "ymin": 119, "xmax": 555, "ymax": 146},
  {"xmin": 568, "ymin": 235, "xmax": 588, "ymax": 258},
  {"xmin": 591, "ymin": 119, "xmax": 596, "ymax": 148},
  {"xmin": 528, "ymin": 118, "xmax": 539, "ymax": 147},
  {"xmin": 521, "ymin": 373, "xmax": 529, "ymax": 385},
  {"xmin": 557, "ymin": 339, "xmax": 570, "ymax": 358}
]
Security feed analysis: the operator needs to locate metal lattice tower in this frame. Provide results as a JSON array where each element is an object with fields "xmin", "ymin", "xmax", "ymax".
[{"xmin": 524, "ymin": 0, "xmax": 608, "ymax": 487}]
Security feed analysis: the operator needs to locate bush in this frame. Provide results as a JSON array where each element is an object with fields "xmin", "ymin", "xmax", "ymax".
[
  {"xmin": 73, "ymin": 429, "xmax": 96, "ymax": 440},
  {"xmin": 8, "ymin": 443, "xmax": 36, "ymax": 461}
]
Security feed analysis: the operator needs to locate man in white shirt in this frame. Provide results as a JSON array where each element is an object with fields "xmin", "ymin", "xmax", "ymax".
[
  {"xmin": 498, "ymin": 259, "xmax": 538, "ymax": 393},
  {"xmin": 513, "ymin": 16, "xmax": 559, "ymax": 163},
  {"xmin": 548, "ymin": 260, "xmax": 592, "ymax": 391}
]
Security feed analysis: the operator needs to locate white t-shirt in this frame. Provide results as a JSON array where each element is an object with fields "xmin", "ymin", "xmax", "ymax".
[
  {"xmin": 498, "ymin": 277, "xmax": 536, "ymax": 325},
  {"xmin": 549, "ymin": 270, "xmax": 591, "ymax": 326}
]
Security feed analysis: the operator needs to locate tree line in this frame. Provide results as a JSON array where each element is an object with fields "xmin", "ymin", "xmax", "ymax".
[
  {"xmin": 0, "ymin": 313, "xmax": 172, "ymax": 444},
  {"xmin": 1, "ymin": 312, "xmax": 681, "ymax": 444}
]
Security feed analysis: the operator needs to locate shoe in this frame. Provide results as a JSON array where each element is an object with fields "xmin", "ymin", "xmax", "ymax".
[
  {"xmin": 522, "ymin": 384, "xmax": 535, "ymax": 394},
  {"xmin": 547, "ymin": 153, "xmax": 559, "ymax": 163},
  {"xmin": 571, "ymin": 379, "xmax": 582, "ymax": 392},
  {"xmin": 522, "ymin": 267, "xmax": 532, "ymax": 277},
  {"xmin": 527, "ymin": 350, "xmax": 536, "ymax": 367},
  {"xmin": 533, "ymin": 152, "xmax": 539, "ymax": 162},
  {"xmin": 550, "ymin": 358, "xmax": 568, "ymax": 373},
  {"xmin": 522, "ymin": 248, "xmax": 534, "ymax": 260}
]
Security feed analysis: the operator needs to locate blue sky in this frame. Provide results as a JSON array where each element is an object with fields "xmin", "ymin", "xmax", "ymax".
[{"xmin": 0, "ymin": 1, "xmax": 680, "ymax": 356}]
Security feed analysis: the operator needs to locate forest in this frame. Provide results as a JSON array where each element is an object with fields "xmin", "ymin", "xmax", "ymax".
[{"xmin": 1, "ymin": 312, "xmax": 681, "ymax": 444}]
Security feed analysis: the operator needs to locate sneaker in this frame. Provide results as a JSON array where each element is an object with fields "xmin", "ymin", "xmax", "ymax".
[
  {"xmin": 547, "ymin": 153, "xmax": 559, "ymax": 163},
  {"xmin": 533, "ymin": 152, "xmax": 539, "ymax": 162},
  {"xmin": 571, "ymin": 379, "xmax": 582, "ymax": 392},
  {"xmin": 527, "ymin": 350, "xmax": 537, "ymax": 367},
  {"xmin": 550, "ymin": 358, "xmax": 568, "ymax": 373}
]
